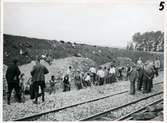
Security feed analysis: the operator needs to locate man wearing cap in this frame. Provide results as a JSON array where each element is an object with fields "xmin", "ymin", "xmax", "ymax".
[{"xmin": 6, "ymin": 59, "xmax": 21, "ymax": 105}]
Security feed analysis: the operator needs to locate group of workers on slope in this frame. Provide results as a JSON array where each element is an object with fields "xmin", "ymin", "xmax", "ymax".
[{"xmin": 5, "ymin": 56, "xmax": 160, "ymax": 105}]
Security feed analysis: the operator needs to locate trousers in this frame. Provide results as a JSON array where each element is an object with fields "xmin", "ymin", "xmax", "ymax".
[
  {"xmin": 33, "ymin": 81, "xmax": 45, "ymax": 102},
  {"xmin": 7, "ymin": 82, "xmax": 21, "ymax": 103}
]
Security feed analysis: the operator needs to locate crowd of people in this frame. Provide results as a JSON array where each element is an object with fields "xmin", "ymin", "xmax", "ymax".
[
  {"xmin": 128, "ymin": 57, "xmax": 160, "ymax": 95},
  {"xmin": 5, "ymin": 56, "xmax": 161, "ymax": 105}
]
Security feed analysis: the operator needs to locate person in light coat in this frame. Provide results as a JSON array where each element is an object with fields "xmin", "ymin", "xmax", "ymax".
[
  {"xmin": 97, "ymin": 67, "xmax": 105, "ymax": 85},
  {"xmin": 89, "ymin": 66, "xmax": 96, "ymax": 85}
]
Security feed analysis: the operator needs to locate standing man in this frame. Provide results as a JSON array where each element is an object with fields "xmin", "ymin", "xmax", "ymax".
[
  {"xmin": 97, "ymin": 67, "xmax": 105, "ymax": 85},
  {"xmin": 31, "ymin": 57, "xmax": 49, "ymax": 104},
  {"xmin": 49, "ymin": 75, "xmax": 56, "ymax": 94},
  {"xmin": 63, "ymin": 75, "xmax": 70, "ymax": 92},
  {"xmin": 136, "ymin": 57, "xmax": 144, "ymax": 91},
  {"xmin": 126, "ymin": 64, "xmax": 131, "ymax": 80},
  {"xmin": 6, "ymin": 59, "xmax": 21, "ymax": 105},
  {"xmin": 104, "ymin": 66, "xmax": 109, "ymax": 84},
  {"xmin": 154, "ymin": 57, "xmax": 160, "ymax": 77},
  {"xmin": 109, "ymin": 65, "xmax": 116, "ymax": 82},
  {"xmin": 128, "ymin": 65, "xmax": 138, "ymax": 95},
  {"xmin": 66, "ymin": 66, "xmax": 73, "ymax": 82},
  {"xmin": 89, "ymin": 66, "xmax": 96, "ymax": 85},
  {"xmin": 117, "ymin": 66, "xmax": 124, "ymax": 81},
  {"xmin": 74, "ymin": 70, "xmax": 82, "ymax": 89},
  {"xmin": 143, "ymin": 61, "xmax": 155, "ymax": 93}
]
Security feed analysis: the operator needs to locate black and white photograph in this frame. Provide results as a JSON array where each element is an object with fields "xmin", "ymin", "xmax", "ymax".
[{"xmin": 1, "ymin": 0, "xmax": 166, "ymax": 121}]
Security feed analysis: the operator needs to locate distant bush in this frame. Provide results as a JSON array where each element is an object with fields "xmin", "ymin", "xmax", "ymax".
[
  {"xmin": 74, "ymin": 42, "xmax": 77, "ymax": 45},
  {"xmin": 24, "ymin": 42, "xmax": 32, "ymax": 48},
  {"xmin": 60, "ymin": 40, "xmax": 65, "ymax": 43},
  {"xmin": 73, "ymin": 53, "xmax": 82, "ymax": 57},
  {"xmin": 12, "ymin": 45, "xmax": 19, "ymax": 50},
  {"xmin": 67, "ymin": 41, "xmax": 72, "ymax": 45}
]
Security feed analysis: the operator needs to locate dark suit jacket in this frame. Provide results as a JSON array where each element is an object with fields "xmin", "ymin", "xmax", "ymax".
[
  {"xmin": 6, "ymin": 64, "xmax": 21, "ymax": 83},
  {"xmin": 31, "ymin": 63, "xmax": 49, "ymax": 82}
]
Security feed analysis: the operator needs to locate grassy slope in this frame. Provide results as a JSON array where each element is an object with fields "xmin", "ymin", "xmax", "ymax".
[{"xmin": 3, "ymin": 34, "xmax": 164, "ymax": 67}]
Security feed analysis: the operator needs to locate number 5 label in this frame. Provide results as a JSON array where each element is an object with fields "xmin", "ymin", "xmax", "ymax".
[{"xmin": 159, "ymin": 1, "xmax": 165, "ymax": 11}]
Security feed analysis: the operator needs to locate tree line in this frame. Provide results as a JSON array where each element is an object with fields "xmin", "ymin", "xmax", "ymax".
[{"xmin": 127, "ymin": 31, "xmax": 164, "ymax": 52}]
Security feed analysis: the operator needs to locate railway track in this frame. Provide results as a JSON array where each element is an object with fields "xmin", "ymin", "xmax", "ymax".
[
  {"xmin": 14, "ymin": 81, "xmax": 163, "ymax": 121},
  {"xmin": 79, "ymin": 91, "xmax": 163, "ymax": 121},
  {"xmin": 116, "ymin": 98, "xmax": 163, "ymax": 121}
]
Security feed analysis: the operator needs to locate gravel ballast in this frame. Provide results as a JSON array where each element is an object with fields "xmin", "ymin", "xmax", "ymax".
[
  {"xmin": 3, "ymin": 72, "xmax": 163, "ymax": 121},
  {"xmin": 35, "ymin": 85, "xmax": 163, "ymax": 121}
]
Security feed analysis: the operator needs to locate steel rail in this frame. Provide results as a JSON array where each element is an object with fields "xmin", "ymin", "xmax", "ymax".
[
  {"xmin": 14, "ymin": 81, "xmax": 163, "ymax": 121},
  {"xmin": 79, "ymin": 91, "xmax": 163, "ymax": 121},
  {"xmin": 116, "ymin": 98, "xmax": 163, "ymax": 121}
]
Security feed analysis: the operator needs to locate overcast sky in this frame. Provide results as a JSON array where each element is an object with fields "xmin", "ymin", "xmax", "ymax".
[{"xmin": 3, "ymin": 0, "xmax": 164, "ymax": 48}]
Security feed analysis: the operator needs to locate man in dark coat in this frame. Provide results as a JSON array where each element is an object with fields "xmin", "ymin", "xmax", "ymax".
[
  {"xmin": 74, "ymin": 70, "xmax": 82, "ymax": 90},
  {"xmin": 63, "ymin": 74, "xmax": 71, "ymax": 92},
  {"xmin": 128, "ymin": 65, "xmax": 139, "ymax": 95},
  {"xmin": 143, "ymin": 61, "xmax": 155, "ymax": 93},
  {"xmin": 136, "ymin": 57, "xmax": 144, "ymax": 91},
  {"xmin": 6, "ymin": 59, "xmax": 21, "ymax": 105},
  {"xmin": 30, "ymin": 58, "xmax": 49, "ymax": 104}
]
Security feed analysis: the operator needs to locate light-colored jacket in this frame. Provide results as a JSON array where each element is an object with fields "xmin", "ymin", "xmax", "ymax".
[
  {"xmin": 89, "ymin": 67, "xmax": 96, "ymax": 73},
  {"xmin": 97, "ymin": 70, "xmax": 105, "ymax": 78}
]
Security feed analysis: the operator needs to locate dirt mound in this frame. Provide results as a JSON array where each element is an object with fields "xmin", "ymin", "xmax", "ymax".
[{"xmin": 3, "ymin": 57, "xmax": 96, "ymax": 94}]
